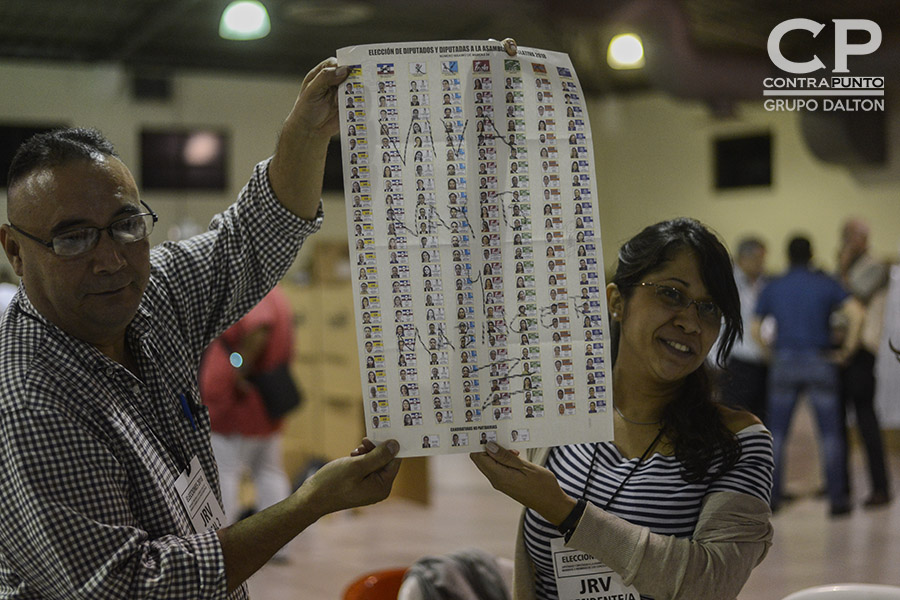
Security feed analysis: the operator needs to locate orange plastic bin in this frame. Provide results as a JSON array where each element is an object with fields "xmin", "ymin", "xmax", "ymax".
[{"xmin": 343, "ymin": 568, "xmax": 408, "ymax": 600}]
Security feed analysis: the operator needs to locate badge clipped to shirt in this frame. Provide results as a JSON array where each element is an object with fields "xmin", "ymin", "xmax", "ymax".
[
  {"xmin": 550, "ymin": 537, "xmax": 640, "ymax": 600},
  {"xmin": 174, "ymin": 455, "xmax": 227, "ymax": 534}
]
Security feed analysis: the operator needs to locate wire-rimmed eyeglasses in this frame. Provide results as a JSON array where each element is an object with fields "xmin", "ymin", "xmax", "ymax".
[
  {"xmin": 7, "ymin": 201, "xmax": 158, "ymax": 257},
  {"xmin": 636, "ymin": 282, "xmax": 722, "ymax": 326}
]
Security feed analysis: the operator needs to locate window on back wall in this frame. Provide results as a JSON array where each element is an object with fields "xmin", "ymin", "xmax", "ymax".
[
  {"xmin": 714, "ymin": 133, "xmax": 772, "ymax": 190},
  {"xmin": 140, "ymin": 129, "xmax": 229, "ymax": 191},
  {"xmin": 0, "ymin": 123, "xmax": 68, "ymax": 188}
]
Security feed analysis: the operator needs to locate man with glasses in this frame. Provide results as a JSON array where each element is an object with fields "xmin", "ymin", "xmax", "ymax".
[{"xmin": 0, "ymin": 59, "xmax": 400, "ymax": 599}]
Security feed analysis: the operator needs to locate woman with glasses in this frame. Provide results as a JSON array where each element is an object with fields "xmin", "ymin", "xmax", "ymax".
[{"xmin": 472, "ymin": 218, "xmax": 773, "ymax": 600}]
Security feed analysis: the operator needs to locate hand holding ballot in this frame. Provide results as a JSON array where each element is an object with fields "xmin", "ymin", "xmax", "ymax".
[
  {"xmin": 470, "ymin": 442, "xmax": 576, "ymax": 526},
  {"xmin": 270, "ymin": 56, "xmax": 351, "ymax": 220},
  {"xmin": 302, "ymin": 438, "xmax": 402, "ymax": 516},
  {"xmin": 497, "ymin": 37, "xmax": 518, "ymax": 56},
  {"xmin": 219, "ymin": 438, "xmax": 400, "ymax": 591}
]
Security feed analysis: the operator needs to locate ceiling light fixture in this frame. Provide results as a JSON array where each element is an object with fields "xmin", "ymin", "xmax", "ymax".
[
  {"xmin": 220, "ymin": 0, "xmax": 271, "ymax": 40},
  {"xmin": 607, "ymin": 33, "xmax": 645, "ymax": 69}
]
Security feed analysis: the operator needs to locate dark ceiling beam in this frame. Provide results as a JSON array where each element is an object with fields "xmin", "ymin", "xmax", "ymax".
[{"xmin": 111, "ymin": 0, "xmax": 207, "ymax": 62}]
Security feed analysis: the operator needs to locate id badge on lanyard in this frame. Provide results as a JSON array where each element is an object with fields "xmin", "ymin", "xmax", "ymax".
[
  {"xmin": 174, "ymin": 455, "xmax": 227, "ymax": 533},
  {"xmin": 550, "ymin": 537, "xmax": 640, "ymax": 600}
]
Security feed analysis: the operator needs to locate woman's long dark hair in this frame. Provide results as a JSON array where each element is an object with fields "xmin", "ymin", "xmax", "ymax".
[{"xmin": 610, "ymin": 218, "xmax": 742, "ymax": 483}]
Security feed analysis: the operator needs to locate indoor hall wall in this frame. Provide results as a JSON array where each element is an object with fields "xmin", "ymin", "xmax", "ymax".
[
  {"xmin": 3, "ymin": 60, "xmax": 900, "ymax": 277},
  {"xmin": 4, "ymin": 59, "xmax": 900, "ymax": 431},
  {"xmin": 0, "ymin": 59, "xmax": 349, "ymax": 277},
  {"xmin": 0, "ymin": 61, "xmax": 900, "ymax": 278},
  {"xmin": 588, "ymin": 93, "xmax": 900, "ymax": 275}
]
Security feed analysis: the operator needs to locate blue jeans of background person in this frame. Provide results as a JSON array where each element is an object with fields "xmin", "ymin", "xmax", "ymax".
[{"xmin": 768, "ymin": 349, "xmax": 848, "ymax": 512}]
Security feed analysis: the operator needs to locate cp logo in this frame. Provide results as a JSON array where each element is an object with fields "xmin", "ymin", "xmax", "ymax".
[{"xmin": 767, "ymin": 19, "xmax": 881, "ymax": 74}]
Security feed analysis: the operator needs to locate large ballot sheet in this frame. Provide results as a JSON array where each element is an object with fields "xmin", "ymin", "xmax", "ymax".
[{"xmin": 336, "ymin": 40, "xmax": 613, "ymax": 457}]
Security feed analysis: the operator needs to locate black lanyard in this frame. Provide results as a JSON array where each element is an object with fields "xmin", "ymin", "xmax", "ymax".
[{"xmin": 587, "ymin": 428, "xmax": 664, "ymax": 510}]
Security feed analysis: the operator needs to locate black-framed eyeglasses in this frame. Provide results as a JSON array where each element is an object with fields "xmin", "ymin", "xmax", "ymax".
[
  {"xmin": 7, "ymin": 201, "xmax": 158, "ymax": 258},
  {"xmin": 637, "ymin": 282, "xmax": 722, "ymax": 326}
]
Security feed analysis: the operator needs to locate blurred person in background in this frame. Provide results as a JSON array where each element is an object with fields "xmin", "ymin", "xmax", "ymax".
[
  {"xmin": 200, "ymin": 284, "xmax": 298, "ymax": 552},
  {"xmin": 719, "ymin": 236, "xmax": 769, "ymax": 422},
  {"xmin": 0, "ymin": 267, "xmax": 17, "ymax": 314},
  {"xmin": 754, "ymin": 235, "xmax": 862, "ymax": 516},
  {"xmin": 835, "ymin": 217, "xmax": 892, "ymax": 507}
]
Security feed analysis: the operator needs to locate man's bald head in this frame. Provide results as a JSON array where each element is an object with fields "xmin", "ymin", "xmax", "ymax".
[{"xmin": 842, "ymin": 217, "xmax": 870, "ymax": 251}]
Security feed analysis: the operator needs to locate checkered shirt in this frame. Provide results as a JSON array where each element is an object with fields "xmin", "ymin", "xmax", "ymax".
[{"xmin": 0, "ymin": 159, "xmax": 322, "ymax": 599}]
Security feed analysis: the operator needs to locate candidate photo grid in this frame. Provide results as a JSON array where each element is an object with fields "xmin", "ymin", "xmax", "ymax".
[{"xmin": 342, "ymin": 47, "xmax": 609, "ymax": 453}]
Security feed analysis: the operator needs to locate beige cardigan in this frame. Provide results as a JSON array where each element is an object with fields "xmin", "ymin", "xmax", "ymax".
[{"xmin": 512, "ymin": 446, "xmax": 773, "ymax": 600}]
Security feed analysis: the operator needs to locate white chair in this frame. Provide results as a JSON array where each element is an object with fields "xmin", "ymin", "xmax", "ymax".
[{"xmin": 782, "ymin": 584, "xmax": 900, "ymax": 600}]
